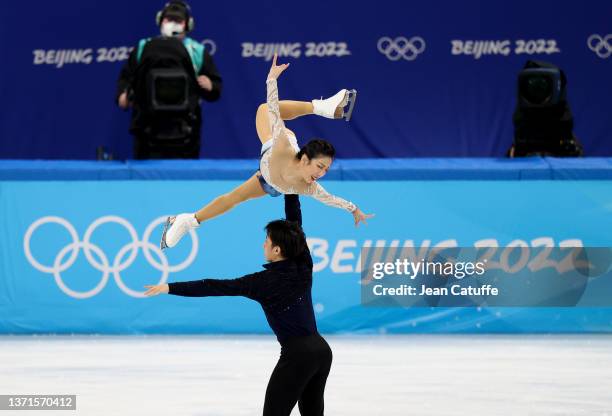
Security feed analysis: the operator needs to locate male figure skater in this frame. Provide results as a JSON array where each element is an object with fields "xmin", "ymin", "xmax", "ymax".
[{"xmin": 144, "ymin": 194, "xmax": 332, "ymax": 416}]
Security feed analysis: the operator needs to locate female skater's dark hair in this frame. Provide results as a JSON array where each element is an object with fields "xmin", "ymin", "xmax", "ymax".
[
  {"xmin": 296, "ymin": 139, "xmax": 335, "ymax": 161},
  {"xmin": 265, "ymin": 220, "xmax": 307, "ymax": 259}
]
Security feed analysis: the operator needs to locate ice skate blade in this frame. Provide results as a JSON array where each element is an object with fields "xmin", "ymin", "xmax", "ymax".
[
  {"xmin": 160, "ymin": 216, "xmax": 174, "ymax": 250},
  {"xmin": 342, "ymin": 89, "xmax": 357, "ymax": 121}
]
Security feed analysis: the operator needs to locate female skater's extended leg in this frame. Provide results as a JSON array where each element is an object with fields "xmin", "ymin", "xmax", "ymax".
[
  {"xmin": 256, "ymin": 101, "xmax": 314, "ymax": 144},
  {"xmin": 194, "ymin": 173, "xmax": 266, "ymax": 222},
  {"xmin": 255, "ymin": 93, "xmax": 354, "ymax": 144},
  {"xmin": 161, "ymin": 173, "xmax": 266, "ymax": 249}
]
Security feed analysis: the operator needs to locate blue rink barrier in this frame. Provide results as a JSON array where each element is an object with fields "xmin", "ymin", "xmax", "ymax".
[{"xmin": 1, "ymin": 158, "xmax": 612, "ymax": 334}]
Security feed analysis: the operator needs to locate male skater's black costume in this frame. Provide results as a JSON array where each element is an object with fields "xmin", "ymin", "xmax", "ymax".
[{"xmin": 168, "ymin": 194, "xmax": 332, "ymax": 416}]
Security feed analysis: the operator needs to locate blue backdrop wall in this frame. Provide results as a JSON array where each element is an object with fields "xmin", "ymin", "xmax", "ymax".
[{"xmin": 0, "ymin": 0, "xmax": 610, "ymax": 160}]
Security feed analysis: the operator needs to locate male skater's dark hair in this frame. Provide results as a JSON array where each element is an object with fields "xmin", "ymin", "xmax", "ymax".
[{"xmin": 265, "ymin": 220, "xmax": 307, "ymax": 259}]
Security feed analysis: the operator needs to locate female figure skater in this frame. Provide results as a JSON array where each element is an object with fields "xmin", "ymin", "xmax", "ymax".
[
  {"xmin": 161, "ymin": 54, "xmax": 373, "ymax": 249},
  {"xmin": 145, "ymin": 194, "xmax": 332, "ymax": 415}
]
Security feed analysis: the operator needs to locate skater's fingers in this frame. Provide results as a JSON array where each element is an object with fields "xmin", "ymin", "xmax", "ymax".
[
  {"xmin": 143, "ymin": 285, "xmax": 159, "ymax": 296},
  {"xmin": 272, "ymin": 53, "xmax": 277, "ymax": 66}
]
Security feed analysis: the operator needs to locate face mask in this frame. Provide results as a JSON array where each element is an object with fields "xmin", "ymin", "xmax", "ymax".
[{"xmin": 161, "ymin": 22, "xmax": 184, "ymax": 37}]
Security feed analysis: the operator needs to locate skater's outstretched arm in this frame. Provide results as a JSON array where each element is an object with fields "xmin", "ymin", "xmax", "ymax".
[
  {"xmin": 306, "ymin": 182, "xmax": 374, "ymax": 227},
  {"xmin": 144, "ymin": 272, "xmax": 267, "ymax": 301},
  {"xmin": 284, "ymin": 194, "xmax": 302, "ymax": 226},
  {"xmin": 284, "ymin": 194, "xmax": 313, "ymax": 268},
  {"xmin": 266, "ymin": 54, "xmax": 292, "ymax": 152}
]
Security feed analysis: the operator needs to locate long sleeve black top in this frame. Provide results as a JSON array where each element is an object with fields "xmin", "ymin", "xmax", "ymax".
[{"xmin": 168, "ymin": 195, "xmax": 317, "ymax": 344}]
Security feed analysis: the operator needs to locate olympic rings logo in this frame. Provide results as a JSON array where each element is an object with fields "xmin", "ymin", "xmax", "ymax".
[
  {"xmin": 23, "ymin": 216, "xmax": 198, "ymax": 299},
  {"xmin": 201, "ymin": 38, "xmax": 217, "ymax": 56},
  {"xmin": 377, "ymin": 36, "xmax": 426, "ymax": 61},
  {"xmin": 587, "ymin": 34, "xmax": 611, "ymax": 59}
]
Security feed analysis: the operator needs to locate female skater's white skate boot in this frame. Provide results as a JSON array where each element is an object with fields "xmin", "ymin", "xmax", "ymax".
[
  {"xmin": 312, "ymin": 89, "xmax": 357, "ymax": 121},
  {"xmin": 160, "ymin": 213, "xmax": 200, "ymax": 249}
]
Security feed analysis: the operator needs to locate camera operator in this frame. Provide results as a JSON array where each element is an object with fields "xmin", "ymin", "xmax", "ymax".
[{"xmin": 116, "ymin": 1, "xmax": 222, "ymax": 159}]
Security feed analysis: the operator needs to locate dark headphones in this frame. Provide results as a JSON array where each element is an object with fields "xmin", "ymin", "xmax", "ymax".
[{"xmin": 156, "ymin": 1, "xmax": 194, "ymax": 32}]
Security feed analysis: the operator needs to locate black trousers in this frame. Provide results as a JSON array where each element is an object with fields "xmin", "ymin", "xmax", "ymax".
[{"xmin": 263, "ymin": 334, "xmax": 332, "ymax": 416}]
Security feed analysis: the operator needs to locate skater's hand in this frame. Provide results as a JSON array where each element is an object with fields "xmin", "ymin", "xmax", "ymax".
[
  {"xmin": 352, "ymin": 207, "xmax": 374, "ymax": 227},
  {"xmin": 144, "ymin": 284, "xmax": 169, "ymax": 296},
  {"xmin": 267, "ymin": 53, "xmax": 290, "ymax": 81}
]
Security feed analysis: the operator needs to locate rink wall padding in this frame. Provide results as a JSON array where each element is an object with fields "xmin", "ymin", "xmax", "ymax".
[{"xmin": 1, "ymin": 158, "xmax": 612, "ymax": 334}]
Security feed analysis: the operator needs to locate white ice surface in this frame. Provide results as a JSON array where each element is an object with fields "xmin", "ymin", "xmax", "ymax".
[{"xmin": 1, "ymin": 335, "xmax": 611, "ymax": 416}]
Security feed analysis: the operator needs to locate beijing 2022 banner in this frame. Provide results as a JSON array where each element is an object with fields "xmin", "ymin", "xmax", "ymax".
[
  {"xmin": 2, "ymin": 178, "xmax": 612, "ymax": 334},
  {"xmin": 0, "ymin": 0, "xmax": 610, "ymax": 159}
]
